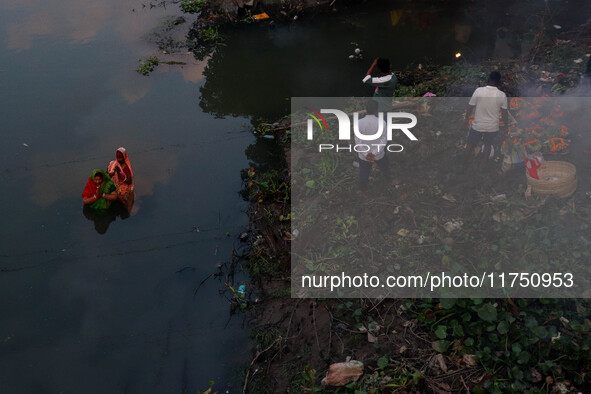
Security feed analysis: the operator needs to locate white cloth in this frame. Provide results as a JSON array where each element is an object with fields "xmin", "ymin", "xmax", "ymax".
[
  {"xmin": 468, "ymin": 86, "xmax": 508, "ymax": 132},
  {"xmin": 354, "ymin": 114, "xmax": 388, "ymax": 161},
  {"xmin": 362, "ymin": 74, "xmax": 394, "ymax": 84}
]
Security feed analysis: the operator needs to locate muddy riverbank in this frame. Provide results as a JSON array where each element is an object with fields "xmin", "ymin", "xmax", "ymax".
[{"xmin": 233, "ymin": 15, "xmax": 591, "ymax": 394}]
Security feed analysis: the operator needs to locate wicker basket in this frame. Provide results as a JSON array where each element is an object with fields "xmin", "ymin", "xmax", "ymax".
[{"xmin": 526, "ymin": 161, "xmax": 577, "ymax": 198}]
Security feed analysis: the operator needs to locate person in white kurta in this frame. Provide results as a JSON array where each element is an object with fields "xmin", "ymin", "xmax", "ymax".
[{"xmin": 464, "ymin": 71, "xmax": 508, "ymax": 167}]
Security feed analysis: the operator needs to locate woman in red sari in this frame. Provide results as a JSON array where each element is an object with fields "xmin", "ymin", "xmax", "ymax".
[{"xmin": 107, "ymin": 147, "xmax": 134, "ymax": 213}]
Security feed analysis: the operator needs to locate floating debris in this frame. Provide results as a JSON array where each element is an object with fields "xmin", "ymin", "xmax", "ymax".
[{"xmin": 252, "ymin": 12, "xmax": 269, "ymax": 20}]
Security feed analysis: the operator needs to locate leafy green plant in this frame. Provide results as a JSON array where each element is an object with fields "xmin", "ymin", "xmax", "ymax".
[
  {"xmin": 180, "ymin": 0, "xmax": 205, "ymax": 13},
  {"xmin": 244, "ymin": 168, "xmax": 289, "ymax": 204},
  {"xmin": 135, "ymin": 56, "xmax": 159, "ymax": 75},
  {"xmin": 200, "ymin": 27, "xmax": 221, "ymax": 42},
  {"xmin": 408, "ymin": 298, "xmax": 591, "ymax": 391}
]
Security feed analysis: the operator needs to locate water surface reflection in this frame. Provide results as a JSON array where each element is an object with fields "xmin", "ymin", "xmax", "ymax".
[{"xmin": 0, "ymin": 0, "xmax": 252, "ymax": 392}]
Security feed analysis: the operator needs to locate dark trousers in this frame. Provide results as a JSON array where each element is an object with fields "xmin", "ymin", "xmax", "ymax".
[{"xmin": 359, "ymin": 154, "xmax": 391, "ymax": 188}]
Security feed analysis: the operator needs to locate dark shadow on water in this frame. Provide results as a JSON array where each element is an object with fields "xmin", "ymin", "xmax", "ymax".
[{"xmin": 83, "ymin": 202, "xmax": 130, "ymax": 234}]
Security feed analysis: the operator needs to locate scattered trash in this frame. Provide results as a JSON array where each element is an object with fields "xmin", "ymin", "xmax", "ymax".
[
  {"xmin": 292, "ymin": 229, "xmax": 299, "ymax": 238},
  {"xmin": 435, "ymin": 131, "xmax": 442, "ymax": 137},
  {"xmin": 239, "ymin": 232, "xmax": 248, "ymax": 241},
  {"xmin": 416, "ymin": 234, "xmax": 426, "ymax": 245},
  {"xmin": 553, "ymin": 25, "xmax": 562, "ymax": 29},
  {"xmin": 491, "ymin": 194, "xmax": 507, "ymax": 202},
  {"xmin": 262, "ymin": 134, "xmax": 275, "ymax": 139},
  {"xmin": 354, "ymin": 48, "xmax": 361, "ymax": 55},
  {"xmin": 574, "ymin": 58, "xmax": 584, "ymax": 64},
  {"xmin": 443, "ymin": 219, "xmax": 462, "ymax": 233},
  {"xmin": 237, "ymin": 284, "xmax": 246, "ymax": 295},
  {"xmin": 352, "ymin": 160, "xmax": 360, "ymax": 168},
  {"xmin": 22, "ymin": 143, "xmax": 29, "ymax": 147},
  {"xmin": 252, "ymin": 12, "xmax": 269, "ymax": 20},
  {"xmin": 321, "ymin": 359, "xmax": 364, "ymax": 387}
]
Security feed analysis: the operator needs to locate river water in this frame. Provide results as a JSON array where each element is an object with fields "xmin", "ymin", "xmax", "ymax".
[{"xmin": 1, "ymin": 0, "xmax": 590, "ymax": 392}]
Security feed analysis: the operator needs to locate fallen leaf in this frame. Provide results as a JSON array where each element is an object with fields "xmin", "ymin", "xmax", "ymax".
[
  {"xmin": 463, "ymin": 354, "xmax": 478, "ymax": 367},
  {"xmin": 560, "ymin": 317, "xmax": 569, "ymax": 327},
  {"xmin": 530, "ymin": 367, "xmax": 542, "ymax": 383},
  {"xmin": 442, "ymin": 194, "xmax": 456, "ymax": 203},
  {"xmin": 434, "ymin": 354, "xmax": 448, "ymax": 373},
  {"xmin": 321, "ymin": 360, "xmax": 364, "ymax": 387}
]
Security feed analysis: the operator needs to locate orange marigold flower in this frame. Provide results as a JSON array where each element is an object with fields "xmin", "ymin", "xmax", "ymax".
[
  {"xmin": 560, "ymin": 125, "xmax": 569, "ymax": 136},
  {"xmin": 510, "ymin": 97, "xmax": 523, "ymax": 109}
]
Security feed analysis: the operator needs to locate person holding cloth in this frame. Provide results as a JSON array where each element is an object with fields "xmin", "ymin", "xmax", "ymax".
[{"xmin": 464, "ymin": 71, "xmax": 508, "ymax": 168}]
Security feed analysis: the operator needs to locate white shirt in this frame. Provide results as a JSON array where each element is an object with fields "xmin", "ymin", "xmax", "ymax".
[
  {"xmin": 354, "ymin": 114, "xmax": 388, "ymax": 161},
  {"xmin": 469, "ymin": 86, "xmax": 508, "ymax": 132}
]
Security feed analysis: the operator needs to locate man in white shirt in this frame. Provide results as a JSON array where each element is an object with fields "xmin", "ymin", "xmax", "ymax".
[
  {"xmin": 355, "ymin": 99, "xmax": 392, "ymax": 192},
  {"xmin": 464, "ymin": 71, "xmax": 508, "ymax": 167}
]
